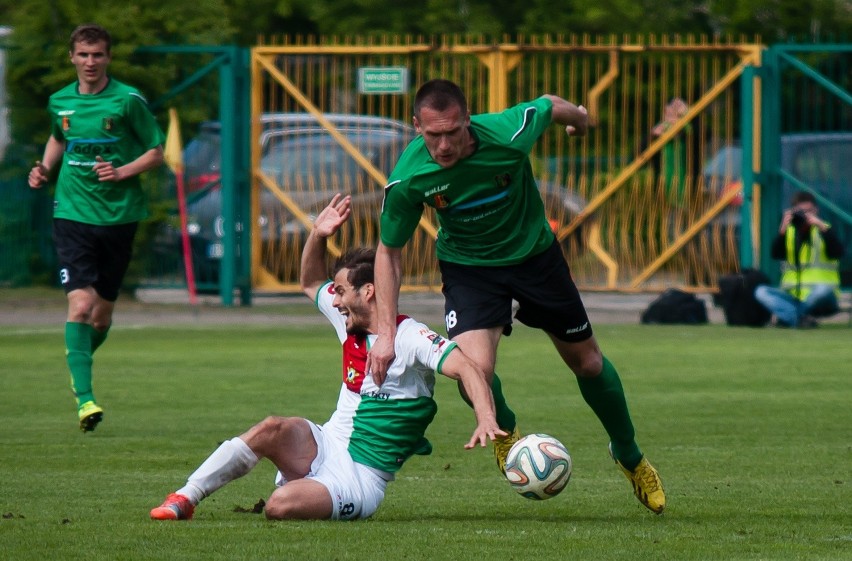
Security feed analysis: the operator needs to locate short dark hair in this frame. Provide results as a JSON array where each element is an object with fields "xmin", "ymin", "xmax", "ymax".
[
  {"xmin": 332, "ymin": 247, "xmax": 375, "ymax": 289},
  {"xmin": 414, "ymin": 79, "xmax": 468, "ymax": 119},
  {"xmin": 791, "ymin": 190, "xmax": 816, "ymax": 206},
  {"xmin": 70, "ymin": 24, "xmax": 111, "ymax": 54}
]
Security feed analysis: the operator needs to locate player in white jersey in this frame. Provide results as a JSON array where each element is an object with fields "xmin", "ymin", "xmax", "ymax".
[{"xmin": 150, "ymin": 194, "xmax": 504, "ymax": 521}]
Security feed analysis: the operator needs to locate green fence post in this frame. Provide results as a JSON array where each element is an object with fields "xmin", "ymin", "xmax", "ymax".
[
  {"xmin": 740, "ymin": 64, "xmax": 756, "ymax": 269},
  {"xmin": 217, "ymin": 46, "xmax": 253, "ymax": 307},
  {"xmin": 218, "ymin": 49, "xmax": 236, "ymax": 306},
  {"xmin": 759, "ymin": 46, "xmax": 782, "ymax": 285},
  {"xmin": 235, "ymin": 46, "xmax": 252, "ymax": 306}
]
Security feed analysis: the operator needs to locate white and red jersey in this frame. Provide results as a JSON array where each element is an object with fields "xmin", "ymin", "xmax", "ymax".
[
  {"xmin": 314, "ymin": 281, "xmax": 364, "ymax": 445},
  {"xmin": 314, "ymin": 280, "xmax": 458, "ymax": 473}
]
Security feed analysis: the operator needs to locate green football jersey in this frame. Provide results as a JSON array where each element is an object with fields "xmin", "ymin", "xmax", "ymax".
[
  {"xmin": 380, "ymin": 96, "xmax": 555, "ymax": 266},
  {"xmin": 49, "ymin": 78, "xmax": 166, "ymax": 225}
]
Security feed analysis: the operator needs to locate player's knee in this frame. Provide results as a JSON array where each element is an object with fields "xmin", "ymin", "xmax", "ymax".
[
  {"xmin": 67, "ymin": 298, "xmax": 94, "ymax": 322},
  {"xmin": 91, "ymin": 319, "xmax": 111, "ymax": 332},
  {"xmin": 264, "ymin": 495, "xmax": 294, "ymax": 520},
  {"xmin": 264, "ymin": 493, "xmax": 321, "ymax": 520},
  {"xmin": 242, "ymin": 416, "xmax": 289, "ymax": 453},
  {"xmin": 257, "ymin": 415, "xmax": 287, "ymax": 432},
  {"xmin": 263, "ymin": 494, "xmax": 292, "ymax": 520},
  {"xmin": 571, "ymin": 352, "xmax": 603, "ymax": 378}
]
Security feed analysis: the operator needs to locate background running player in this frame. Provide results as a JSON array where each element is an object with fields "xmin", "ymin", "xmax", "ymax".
[{"xmin": 28, "ymin": 23, "xmax": 165, "ymax": 432}]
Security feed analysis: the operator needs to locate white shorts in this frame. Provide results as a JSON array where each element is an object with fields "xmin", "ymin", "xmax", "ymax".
[{"xmin": 274, "ymin": 421, "xmax": 391, "ymax": 520}]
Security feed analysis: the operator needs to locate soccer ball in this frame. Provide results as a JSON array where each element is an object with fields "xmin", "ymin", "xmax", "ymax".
[{"xmin": 504, "ymin": 433, "xmax": 572, "ymax": 500}]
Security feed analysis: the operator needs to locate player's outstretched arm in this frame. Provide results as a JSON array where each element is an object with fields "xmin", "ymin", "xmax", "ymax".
[
  {"xmin": 439, "ymin": 348, "xmax": 507, "ymax": 449},
  {"xmin": 368, "ymin": 242, "xmax": 403, "ymax": 385},
  {"xmin": 543, "ymin": 95, "xmax": 589, "ymax": 137},
  {"xmin": 300, "ymin": 194, "xmax": 351, "ymax": 301}
]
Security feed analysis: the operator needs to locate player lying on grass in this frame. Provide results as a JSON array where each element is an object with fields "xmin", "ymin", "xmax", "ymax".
[{"xmin": 151, "ymin": 194, "xmax": 504, "ymax": 521}]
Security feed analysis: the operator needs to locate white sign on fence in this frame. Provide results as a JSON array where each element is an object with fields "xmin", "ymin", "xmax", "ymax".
[{"xmin": 357, "ymin": 66, "xmax": 409, "ymax": 94}]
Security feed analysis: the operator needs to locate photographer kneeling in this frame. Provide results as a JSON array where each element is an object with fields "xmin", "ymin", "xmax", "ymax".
[{"xmin": 754, "ymin": 191, "xmax": 844, "ymax": 328}]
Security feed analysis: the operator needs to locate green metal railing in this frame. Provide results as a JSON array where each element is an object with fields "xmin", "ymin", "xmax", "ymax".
[{"xmin": 137, "ymin": 45, "xmax": 251, "ymax": 306}]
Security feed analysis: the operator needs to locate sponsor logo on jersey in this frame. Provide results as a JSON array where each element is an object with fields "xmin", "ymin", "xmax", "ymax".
[
  {"xmin": 428, "ymin": 333, "xmax": 449, "ymax": 353},
  {"xmin": 67, "ymin": 142, "xmax": 116, "ymax": 157},
  {"xmin": 425, "ymin": 183, "xmax": 450, "ymax": 196},
  {"xmin": 426, "ymin": 332, "xmax": 444, "ymax": 343}
]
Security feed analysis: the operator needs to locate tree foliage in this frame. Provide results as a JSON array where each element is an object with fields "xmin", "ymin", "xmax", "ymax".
[
  {"xmin": 3, "ymin": 1, "xmax": 232, "ymax": 151},
  {"xmin": 1, "ymin": 0, "xmax": 850, "ymax": 160}
]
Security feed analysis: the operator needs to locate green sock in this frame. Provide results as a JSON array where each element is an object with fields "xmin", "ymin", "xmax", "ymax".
[
  {"xmin": 457, "ymin": 373, "xmax": 517, "ymax": 432},
  {"xmin": 576, "ymin": 356, "xmax": 642, "ymax": 470},
  {"xmin": 91, "ymin": 325, "xmax": 110, "ymax": 354},
  {"xmin": 66, "ymin": 322, "xmax": 95, "ymax": 407},
  {"xmin": 490, "ymin": 373, "xmax": 517, "ymax": 432}
]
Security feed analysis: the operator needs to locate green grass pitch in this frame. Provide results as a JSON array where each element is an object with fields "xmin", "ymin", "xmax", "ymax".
[{"xmin": 1, "ymin": 315, "xmax": 850, "ymax": 560}]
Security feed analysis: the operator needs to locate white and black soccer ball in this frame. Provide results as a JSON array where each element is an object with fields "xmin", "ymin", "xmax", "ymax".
[{"xmin": 504, "ymin": 433, "xmax": 572, "ymax": 500}]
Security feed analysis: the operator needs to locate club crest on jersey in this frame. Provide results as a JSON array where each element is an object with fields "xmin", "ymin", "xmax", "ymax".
[
  {"xmin": 494, "ymin": 173, "xmax": 512, "ymax": 188},
  {"xmin": 62, "ymin": 116, "xmax": 71, "ymax": 131},
  {"xmin": 433, "ymin": 194, "xmax": 450, "ymax": 209},
  {"xmin": 345, "ymin": 365, "xmax": 358, "ymax": 384},
  {"xmin": 102, "ymin": 117, "xmax": 113, "ymax": 131}
]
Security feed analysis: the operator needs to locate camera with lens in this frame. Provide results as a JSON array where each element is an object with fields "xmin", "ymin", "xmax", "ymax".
[{"xmin": 791, "ymin": 209, "xmax": 808, "ymax": 227}]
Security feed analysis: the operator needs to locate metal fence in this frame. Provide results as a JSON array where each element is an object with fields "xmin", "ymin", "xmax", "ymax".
[
  {"xmin": 251, "ymin": 34, "xmax": 759, "ymax": 293},
  {"xmin": 3, "ymin": 35, "xmax": 850, "ymax": 298}
]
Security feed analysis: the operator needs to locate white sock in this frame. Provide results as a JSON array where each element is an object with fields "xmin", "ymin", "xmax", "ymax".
[{"xmin": 177, "ymin": 437, "xmax": 259, "ymax": 505}]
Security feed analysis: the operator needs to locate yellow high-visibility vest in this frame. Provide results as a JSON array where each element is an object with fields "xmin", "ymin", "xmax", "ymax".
[{"xmin": 780, "ymin": 226, "xmax": 840, "ymax": 301}]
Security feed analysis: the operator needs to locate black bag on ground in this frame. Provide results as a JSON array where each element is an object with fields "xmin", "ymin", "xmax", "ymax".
[
  {"xmin": 641, "ymin": 289, "xmax": 708, "ymax": 325},
  {"xmin": 715, "ymin": 268, "xmax": 772, "ymax": 327}
]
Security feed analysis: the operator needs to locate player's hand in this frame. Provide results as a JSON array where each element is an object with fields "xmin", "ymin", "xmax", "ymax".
[
  {"xmin": 566, "ymin": 105, "xmax": 589, "ymax": 137},
  {"xmin": 366, "ymin": 334, "xmax": 395, "ymax": 386},
  {"xmin": 313, "ymin": 194, "xmax": 352, "ymax": 237},
  {"xmin": 464, "ymin": 424, "xmax": 508, "ymax": 449},
  {"xmin": 94, "ymin": 155, "xmax": 123, "ymax": 182},
  {"xmin": 28, "ymin": 161, "xmax": 50, "ymax": 189}
]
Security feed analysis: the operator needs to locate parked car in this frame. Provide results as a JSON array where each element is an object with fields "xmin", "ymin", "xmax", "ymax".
[
  {"xmin": 160, "ymin": 112, "xmax": 589, "ymax": 286},
  {"xmin": 157, "ymin": 113, "xmax": 416, "ymax": 283},
  {"xmin": 701, "ymin": 132, "xmax": 852, "ymax": 284}
]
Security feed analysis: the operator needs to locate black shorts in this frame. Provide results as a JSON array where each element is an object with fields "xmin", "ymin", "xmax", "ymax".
[
  {"xmin": 53, "ymin": 218, "xmax": 138, "ymax": 302},
  {"xmin": 439, "ymin": 240, "xmax": 593, "ymax": 342}
]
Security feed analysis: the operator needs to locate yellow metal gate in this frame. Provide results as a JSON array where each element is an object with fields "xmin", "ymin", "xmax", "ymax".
[{"xmin": 250, "ymin": 35, "xmax": 761, "ymax": 292}]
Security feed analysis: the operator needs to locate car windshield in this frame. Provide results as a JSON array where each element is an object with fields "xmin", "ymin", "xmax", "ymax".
[
  {"xmin": 792, "ymin": 140, "xmax": 851, "ymax": 186},
  {"xmin": 260, "ymin": 130, "xmax": 406, "ymax": 188},
  {"xmin": 183, "ymin": 130, "xmax": 221, "ymax": 179}
]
